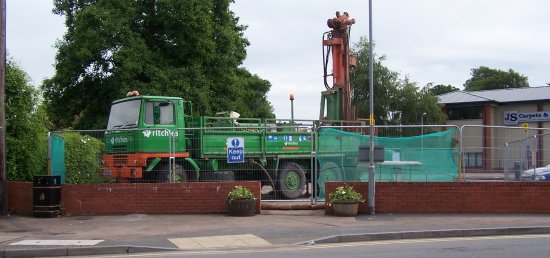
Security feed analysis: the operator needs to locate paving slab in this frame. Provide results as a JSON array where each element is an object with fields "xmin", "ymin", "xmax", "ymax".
[
  {"xmin": 169, "ymin": 234, "xmax": 271, "ymax": 249},
  {"xmin": 2, "ymin": 211, "xmax": 550, "ymax": 257}
]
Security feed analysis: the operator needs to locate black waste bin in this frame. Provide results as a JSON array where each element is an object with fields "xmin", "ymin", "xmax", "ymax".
[{"xmin": 33, "ymin": 175, "xmax": 61, "ymax": 218}]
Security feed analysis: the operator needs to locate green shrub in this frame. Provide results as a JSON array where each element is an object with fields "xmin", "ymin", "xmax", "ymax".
[{"xmin": 62, "ymin": 132, "xmax": 105, "ymax": 183}]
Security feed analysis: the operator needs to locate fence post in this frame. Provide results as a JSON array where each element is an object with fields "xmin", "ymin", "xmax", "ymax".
[
  {"xmin": 460, "ymin": 126, "xmax": 466, "ymax": 181},
  {"xmin": 310, "ymin": 150, "xmax": 316, "ymax": 205},
  {"xmin": 504, "ymin": 143, "xmax": 509, "ymax": 181}
]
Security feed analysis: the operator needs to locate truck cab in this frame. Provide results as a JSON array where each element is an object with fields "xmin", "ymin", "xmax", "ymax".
[{"xmin": 102, "ymin": 94, "xmax": 188, "ymax": 182}]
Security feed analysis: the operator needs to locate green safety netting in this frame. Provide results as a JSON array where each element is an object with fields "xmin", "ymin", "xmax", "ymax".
[{"xmin": 317, "ymin": 128, "xmax": 459, "ymax": 197}]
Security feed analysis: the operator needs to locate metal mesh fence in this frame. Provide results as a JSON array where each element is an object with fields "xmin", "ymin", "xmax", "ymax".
[
  {"xmin": 52, "ymin": 124, "xmax": 550, "ymax": 202},
  {"xmin": 172, "ymin": 124, "xmax": 315, "ymax": 200},
  {"xmin": 315, "ymin": 125, "xmax": 460, "ymax": 198},
  {"xmin": 461, "ymin": 125, "xmax": 550, "ymax": 181},
  {"xmin": 51, "ymin": 130, "xmax": 107, "ymax": 184}
]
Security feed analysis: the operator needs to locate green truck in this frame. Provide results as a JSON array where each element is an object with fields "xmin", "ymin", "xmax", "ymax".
[
  {"xmin": 101, "ymin": 94, "xmax": 358, "ymax": 199},
  {"xmin": 100, "ymin": 12, "xmax": 373, "ymax": 199}
]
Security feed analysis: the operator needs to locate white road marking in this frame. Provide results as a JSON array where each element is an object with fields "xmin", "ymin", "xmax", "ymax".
[
  {"xmin": 10, "ymin": 239, "xmax": 104, "ymax": 246},
  {"xmin": 121, "ymin": 234, "xmax": 550, "ymax": 257}
]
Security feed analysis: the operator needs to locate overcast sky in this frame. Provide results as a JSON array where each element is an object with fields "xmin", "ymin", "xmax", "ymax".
[{"xmin": 7, "ymin": 0, "xmax": 550, "ymax": 120}]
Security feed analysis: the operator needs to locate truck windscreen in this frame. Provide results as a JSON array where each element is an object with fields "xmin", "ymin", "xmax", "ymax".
[{"xmin": 107, "ymin": 99, "xmax": 141, "ymax": 130}]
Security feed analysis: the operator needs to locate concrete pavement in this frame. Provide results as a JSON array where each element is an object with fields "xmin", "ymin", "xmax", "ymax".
[{"xmin": 3, "ymin": 207, "xmax": 550, "ymax": 257}]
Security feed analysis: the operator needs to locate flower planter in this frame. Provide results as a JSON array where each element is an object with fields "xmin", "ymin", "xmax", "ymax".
[
  {"xmin": 228, "ymin": 199, "xmax": 256, "ymax": 217},
  {"xmin": 331, "ymin": 200, "xmax": 360, "ymax": 217}
]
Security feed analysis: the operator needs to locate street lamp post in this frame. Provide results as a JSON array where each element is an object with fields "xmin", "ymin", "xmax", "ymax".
[
  {"xmin": 421, "ymin": 112, "xmax": 426, "ymax": 135},
  {"xmin": 367, "ymin": 0, "xmax": 375, "ymax": 215},
  {"xmin": 290, "ymin": 93, "xmax": 295, "ymax": 126}
]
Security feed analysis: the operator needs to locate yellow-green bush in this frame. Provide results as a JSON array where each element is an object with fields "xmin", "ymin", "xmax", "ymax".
[{"xmin": 62, "ymin": 132, "xmax": 105, "ymax": 183}]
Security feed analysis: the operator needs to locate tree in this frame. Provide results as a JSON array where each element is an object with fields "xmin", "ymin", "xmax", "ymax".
[
  {"xmin": 427, "ymin": 83, "xmax": 460, "ymax": 96},
  {"xmin": 6, "ymin": 58, "xmax": 50, "ymax": 181},
  {"xmin": 350, "ymin": 37, "xmax": 444, "ymax": 127},
  {"xmin": 44, "ymin": 0, "xmax": 273, "ymax": 130},
  {"xmin": 464, "ymin": 66, "xmax": 529, "ymax": 91}
]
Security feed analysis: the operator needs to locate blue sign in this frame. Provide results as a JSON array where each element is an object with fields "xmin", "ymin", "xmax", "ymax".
[
  {"xmin": 504, "ymin": 111, "xmax": 550, "ymax": 125},
  {"xmin": 231, "ymin": 138, "xmax": 240, "ymax": 147},
  {"xmin": 267, "ymin": 135, "xmax": 279, "ymax": 142},
  {"xmin": 227, "ymin": 137, "xmax": 244, "ymax": 163}
]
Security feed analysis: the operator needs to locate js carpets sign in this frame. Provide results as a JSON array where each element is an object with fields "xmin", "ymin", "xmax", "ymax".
[{"xmin": 504, "ymin": 111, "xmax": 550, "ymax": 125}]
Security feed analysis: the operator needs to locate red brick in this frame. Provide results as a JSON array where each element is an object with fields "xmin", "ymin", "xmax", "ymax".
[
  {"xmin": 325, "ymin": 181, "xmax": 550, "ymax": 214},
  {"xmin": 8, "ymin": 181, "xmax": 260, "ymax": 215}
]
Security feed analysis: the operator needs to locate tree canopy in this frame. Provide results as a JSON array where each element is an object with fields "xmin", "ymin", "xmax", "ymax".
[
  {"xmin": 44, "ymin": 0, "xmax": 274, "ymax": 129},
  {"xmin": 350, "ymin": 37, "xmax": 444, "ymax": 126},
  {"xmin": 6, "ymin": 58, "xmax": 50, "ymax": 181},
  {"xmin": 427, "ymin": 83, "xmax": 460, "ymax": 96},
  {"xmin": 463, "ymin": 66, "xmax": 529, "ymax": 91}
]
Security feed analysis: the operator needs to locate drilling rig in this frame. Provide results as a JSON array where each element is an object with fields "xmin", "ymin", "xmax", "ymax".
[{"xmin": 320, "ymin": 11, "xmax": 356, "ymax": 122}]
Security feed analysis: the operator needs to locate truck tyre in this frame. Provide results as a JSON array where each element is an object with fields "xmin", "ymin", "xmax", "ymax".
[
  {"xmin": 154, "ymin": 162, "xmax": 185, "ymax": 183},
  {"xmin": 277, "ymin": 162, "xmax": 306, "ymax": 199},
  {"xmin": 317, "ymin": 161, "xmax": 342, "ymax": 197},
  {"xmin": 174, "ymin": 164, "xmax": 188, "ymax": 182},
  {"xmin": 155, "ymin": 162, "xmax": 171, "ymax": 183}
]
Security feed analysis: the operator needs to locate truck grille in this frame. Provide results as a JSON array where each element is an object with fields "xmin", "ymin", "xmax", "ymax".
[
  {"xmin": 113, "ymin": 155, "xmax": 128, "ymax": 166},
  {"xmin": 112, "ymin": 145, "xmax": 128, "ymax": 152}
]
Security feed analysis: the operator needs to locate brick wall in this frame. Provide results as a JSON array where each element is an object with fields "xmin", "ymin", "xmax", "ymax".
[
  {"xmin": 7, "ymin": 181, "xmax": 33, "ymax": 215},
  {"xmin": 8, "ymin": 181, "xmax": 261, "ymax": 216},
  {"xmin": 11, "ymin": 181, "xmax": 550, "ymax": 215},
  {"xmin": 325, "ymin": 182, "xmax": 550, "ymax": 214}
]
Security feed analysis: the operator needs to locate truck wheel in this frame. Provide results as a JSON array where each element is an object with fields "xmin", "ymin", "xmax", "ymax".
[
  {"xmin": 317, "ymin": 162, "xmax": 342, "ymax": 197},
  {"xmin": 174, "ymin": 164, "xmax": 188, "ymax": 182},
  {"xmin": 155, "ymin": 163, "xmax": 171, "ymax": 183},
  {"xmin": 154, "ymin": 162, "xmax": 184, "ymax": 183},
  {"xmin": 277, "ymin": 162, "xmax": 306, "ymax": 199}
]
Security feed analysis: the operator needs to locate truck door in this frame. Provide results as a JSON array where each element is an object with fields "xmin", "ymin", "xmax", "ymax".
[{"xmin": 138, "ymin": 100, "xmax": 177, "ymax": 153}]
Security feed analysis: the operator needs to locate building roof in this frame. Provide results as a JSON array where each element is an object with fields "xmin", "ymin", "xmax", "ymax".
[{"xmin": 438, "ymin": 86, "xmax": 550, "ymax": 106}]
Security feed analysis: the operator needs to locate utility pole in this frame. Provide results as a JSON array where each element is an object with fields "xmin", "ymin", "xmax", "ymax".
[{"xmin": 0, "ymin": 0, "xmax": 7, "ymax": 216}]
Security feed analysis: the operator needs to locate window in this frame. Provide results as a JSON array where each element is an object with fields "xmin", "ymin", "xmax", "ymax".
[
  {"xmin": 145, "ymin": 101, "xmax": 175, "ymax": 125},
  {"xmin": 107, "ymin": 100, "xmax": 141, "ymax": 130},
  {"xmin": 446, "ymin": 106, "xmax": 482, "ymax": 120},
  {"xmin": 464, "ymin": 152, "xmax": 483, "ymax": 167}
]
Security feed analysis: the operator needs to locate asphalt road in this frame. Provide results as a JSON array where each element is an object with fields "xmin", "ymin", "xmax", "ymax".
[{"xmin": 80, "ymin": 234, "xmax": 550, "ymax": 258}]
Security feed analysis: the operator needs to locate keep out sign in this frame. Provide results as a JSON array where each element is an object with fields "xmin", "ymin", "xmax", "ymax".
[{"xmin": 226, "ymin": 137, "xmax": 244, "ymax": 163}]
